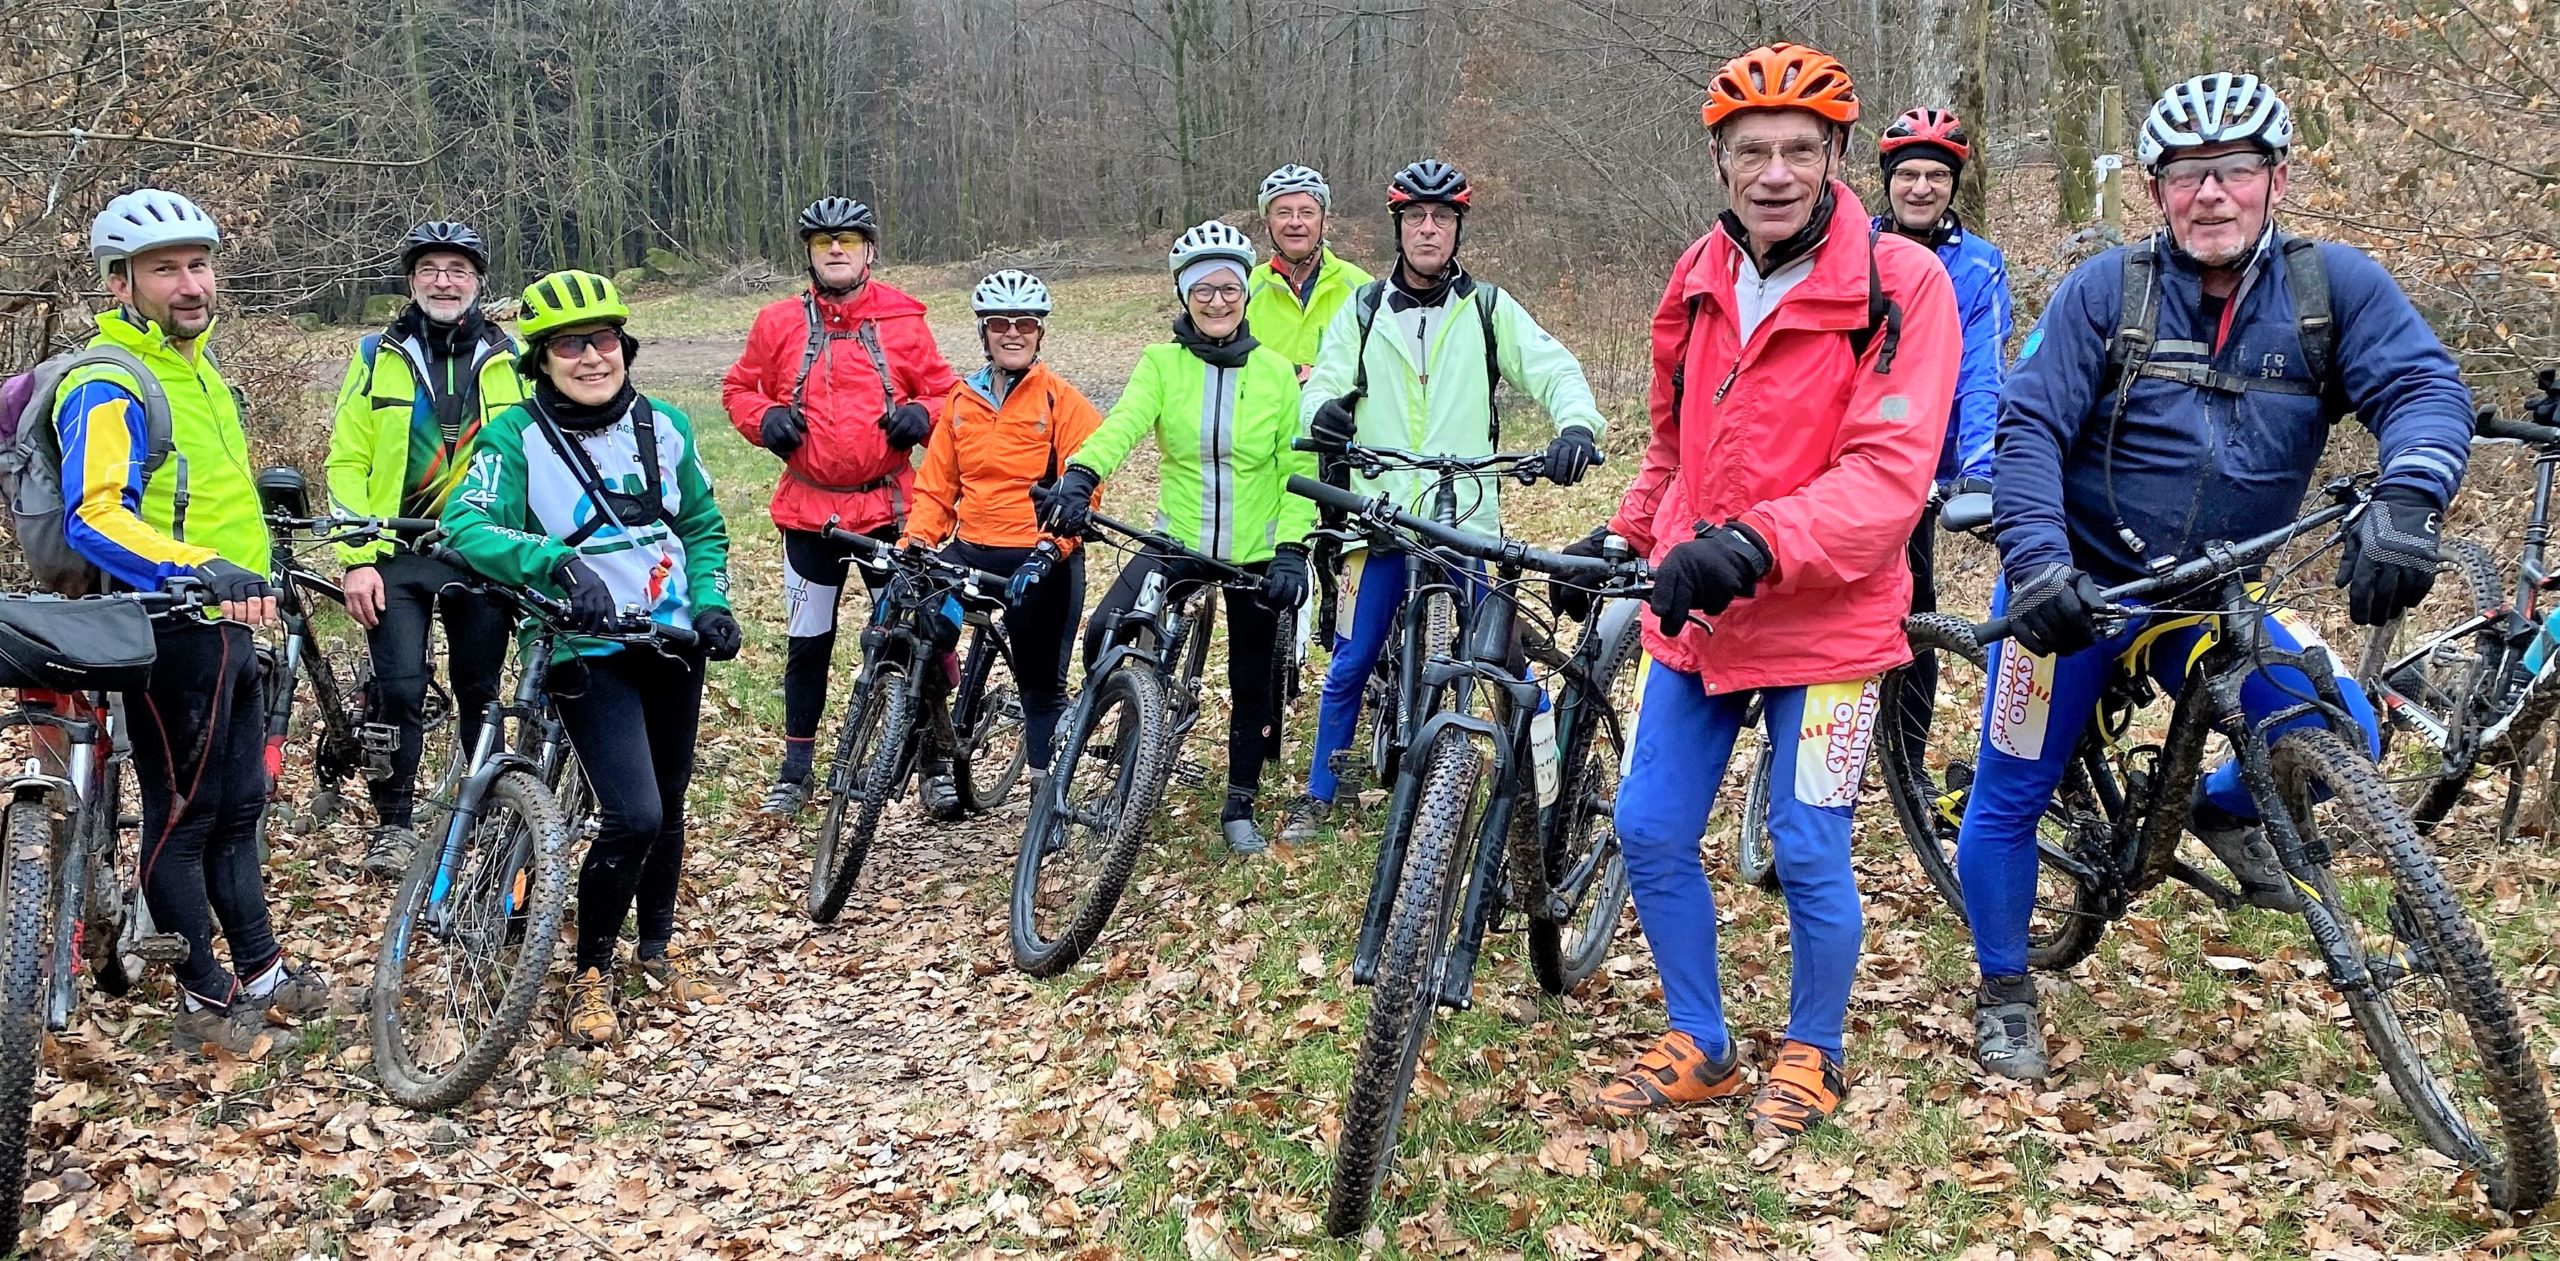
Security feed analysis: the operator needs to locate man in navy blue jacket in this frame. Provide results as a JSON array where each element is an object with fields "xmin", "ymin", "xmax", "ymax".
[{"xmin": 1956, "ymin": 73, "xmax": 2472, "ymax": 1082}]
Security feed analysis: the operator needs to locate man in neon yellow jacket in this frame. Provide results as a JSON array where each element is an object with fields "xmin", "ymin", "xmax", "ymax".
[
  {"xmin": 323, "ymin": 219, "xmax": 529, "ymax": 877},
  {"xmin": 1244, "ymin": 164, "xmax": 1374, "ymax": 378},
  {"xmin": 1281, "ymin": 159, "xmax": 1607, "ymax": 843}
]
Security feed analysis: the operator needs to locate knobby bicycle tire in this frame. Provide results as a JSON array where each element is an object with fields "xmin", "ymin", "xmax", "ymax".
[
  {"xmin": 1733, "ymin": 705, "xmax": 1780, "ymax": 893},
  {"xmin": 1529, "ymin": 603, "xmax": 1640, "ymax": 994},
  {"xmin": 83, "ymin": 752, "xmax": 140, "ymax": 1000},
  {"xmin": 2370, "ymin": 536, "xmax": 2504, "ymax": 766},
  {"xmin": 0, "ymin": 801, "xmax": 54, "ymax": 1239},
  {"xmin": 370, "ymin": 771, "xmax": 570, "ymax": 1111},
  {"xmin": 808, "ymin": 669, "xmax": 914, "ymax": 925},
  {"xmin": 1327, "ymin": 728, "xmax": 1482, "ymax": 1237},
  {"xmin": 956, "ymin": 630, "xmax": 1030, "ymax": 814},
  {"xmin": 1009, "ymin": 666, "xmax": 1169, "ymax": 976},
  {"xmin": 2275, "ymin": 726, "xmax": 2557, "ymax": 1213}
]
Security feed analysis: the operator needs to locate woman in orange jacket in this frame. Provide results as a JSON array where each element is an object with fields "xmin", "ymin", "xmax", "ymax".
[{"xmin": 901, "ymin": 270, "xmax": 1104, "ymax": 812}]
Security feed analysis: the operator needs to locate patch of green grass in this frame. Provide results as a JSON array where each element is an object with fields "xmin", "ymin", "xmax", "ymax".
[{"xmin": 541, "ymin": 1057, "xmax": 602, "ymax": 1098}]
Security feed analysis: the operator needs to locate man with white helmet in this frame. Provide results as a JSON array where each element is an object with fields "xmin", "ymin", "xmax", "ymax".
[
  {"xmin": 53, "ymin": 190, "xmax": 335, "ymax": 1054},
  {"xmin": 1957, "ymin": 73, "xmax": 2474, "ymax": 1080},
  {"xmin": 1244, "ymin": 164, "xmax": 1374, "ymax": 378}
]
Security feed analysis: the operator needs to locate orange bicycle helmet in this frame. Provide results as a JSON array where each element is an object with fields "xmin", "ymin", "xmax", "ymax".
[{"xmin": 1703, "ymin": 43, "xmax": 1861, "ymax": 129}]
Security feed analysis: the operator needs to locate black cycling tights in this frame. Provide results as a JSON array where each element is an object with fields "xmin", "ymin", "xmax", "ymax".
[
  {"xmin": 364, "ymin": 550, "xmax": 509, "ymax": 828},
  {"xmin": 942, "ymin": 540, "xmax": 1085, "ymax": 772},
  {"xmin": 128, "ymin": 619, "xmax": 279, "ymax": 1007},
  {"xmin": 1083, "ymin": 554, "xmax": 1285, "ymax": 801},
  {"xmin": 555, "ymin": 647, "xmax": 704, "ymax": 973}
]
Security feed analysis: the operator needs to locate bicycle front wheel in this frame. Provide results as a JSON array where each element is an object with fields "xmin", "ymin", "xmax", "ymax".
[
  {"xmin": 2275, "ymin": 725, "xmax": 2557, "ymax": 1212},
  {"xmin": 808, "ymin": 668, "xmax": 914, "ymax": 924},
  {"xmin": 369, "ymin": 771, "xmax": 571, "ymax": 1111},
  {"xmin": 1009, "ymin": 666, "xmax": 1168, "ymax": 976},
  {"xmin": 1327, "ymin": 727, "xmax": 1484, "ymax": 1237},
  {"xmin": 0, "ymin": 800, "xmax": 55, "ymax": 1237}
]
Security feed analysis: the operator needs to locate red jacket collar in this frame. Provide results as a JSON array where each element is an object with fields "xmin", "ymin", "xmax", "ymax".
[
  {"xmin": 1685, "ymin": 182, "xmax": 1878, "ymax": 330},
  {"xmin": 805, "ymin": 280, "xmax": 927, "ymax": 327}
]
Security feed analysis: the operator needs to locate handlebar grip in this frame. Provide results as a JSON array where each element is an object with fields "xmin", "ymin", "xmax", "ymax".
[
  {"xmin": 383, "ymin": 517, "xmax": 445, "ymax": 537},
  {"xmin": 2477, "ymin": 414, "xmax": 2560, "ymax": 446},
  {"xmin": 1291, "ymin": 437, "xmax": 1342, "ymax": 454},
  {"xmin": 655, "ymin": 623, "xmax": 701, "ymax": 649},
  {"xmin": 1287, "ymin": 475, "xmax": 1370, "ymax": 516},
  {"xmin": 1974, "ymin": 616, "xmax": 2016, "ymax": 646}
]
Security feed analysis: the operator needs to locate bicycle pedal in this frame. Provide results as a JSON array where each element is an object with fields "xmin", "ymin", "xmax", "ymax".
[
  {"xmin": 360, "ymin": 722, "xmax": 400, "ymax": 754},
  {"xmin": 1171, "ymin": 761, "xmax": 1208, "ymax": 788},
  {"xmin": 132, "ymin": 933, "xmax": 190, "ymax": 964}
]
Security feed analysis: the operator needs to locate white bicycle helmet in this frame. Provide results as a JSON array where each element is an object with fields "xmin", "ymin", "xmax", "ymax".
[
  {"xmin": 1168, "ymin": 220, "xmax": 1256, "ymax": 284},
  {"xmin": 971, "ymin": 268, "xmax": 1052, "ymax": 317},
  {"xmin": 1257, "ymin": 164, "xmax": 1332, "ymax": 214},
  {"xmin": 2138, "ymin": 73, "xmax": 2294, "ymax": 171},
  {"xmin": 90, "ymin": 189, "xmax": 221, "ymax": 268}
]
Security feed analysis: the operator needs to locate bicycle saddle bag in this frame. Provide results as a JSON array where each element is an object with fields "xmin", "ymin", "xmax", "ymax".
[
  {"xmin": 0, "ymin": 595, "xmax": 157, "ymax": 691},
  {"xmin": 256, "ymin": 465, "xmax": 311, "ymax": 519}
]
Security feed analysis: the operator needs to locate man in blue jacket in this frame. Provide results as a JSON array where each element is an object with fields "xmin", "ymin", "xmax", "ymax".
[
  {"xmin": 1874, "ymin": 106, "xmax": 2013, "ymax": 773},
  {"xmin": 1957, "ymin": 73, "xmax": 2471, "ymax": 1081}
]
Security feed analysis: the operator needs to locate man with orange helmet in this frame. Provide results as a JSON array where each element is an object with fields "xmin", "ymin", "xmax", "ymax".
[
  {"xmin": 1874, "ymin": 106, "xmax": 2013, "ymax": 785},
  {"xmin": 1568, "ymin": 43, "xmax": 1961, "ymax": 1144}
]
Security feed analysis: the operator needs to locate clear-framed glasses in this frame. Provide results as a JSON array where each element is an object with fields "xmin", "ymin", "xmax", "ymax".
[
  {"xmin": 1726, "ymin": 137, "xmax": 1831, "ymax": 176},
  {"xmin": 1186, "ymin": 283, "xmax": 1244, "ymax": 305},
  {"xmin": 1890, "ymin": 167, "xmax": 1957, "ymax": 190},
  {"xmin": 2156, "ymin": 152, "xmax": 2274, "ymax": 195},
  {"xmin": 413, "ymin": 264, "xmax": 479, "ymax": 282}
]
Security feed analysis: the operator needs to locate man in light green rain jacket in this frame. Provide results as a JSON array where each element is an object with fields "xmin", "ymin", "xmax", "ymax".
[{"xmin": 1282, "ymin": 158, "xmax": 1608, "ymax": 842}]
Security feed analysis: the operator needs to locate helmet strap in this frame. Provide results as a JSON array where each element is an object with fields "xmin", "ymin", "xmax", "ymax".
[{"xmin": 809, "ymin": 264, "xmax": 869, "ymax": 301}]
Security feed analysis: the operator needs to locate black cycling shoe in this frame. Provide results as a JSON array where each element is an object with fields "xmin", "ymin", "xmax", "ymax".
[
  {"xmin": 1974, "ymin": 974, "xmax": 2047, "ymax": 1082},
  {"xmin": 2188, "ymin": 786, "xmax": 2303, "ymax": 913},
  {"xmin": 920, "ymin": 762, "xmax": 962, "ymax": 821},
  {"xmin": 760, "ymin": 776, "xmax": 811, "ymax": 816}
]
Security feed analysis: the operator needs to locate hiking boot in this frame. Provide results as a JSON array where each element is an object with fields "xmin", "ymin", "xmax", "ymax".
[
  {"xmin": 920, "ymin": 761, "xmax": 963, "ymax": 821},
  {"xmin": 1277, "ymin": 795, "xmax": 1332, "ymax": 845},
  {"xmin": 1596, "ymin": 1030, "xmax": 1747, "ymax": 1117},
  {"xmin": 564, "ymin": 968, "xmax": 620, "ymax": 1046},
  {"xmin": 170, "ymin": 1000, "xmax": 274, "ymax": 1058},
  {"xmin": 636, "ymin": 944, "xmax": 723, "ymax": 1008},
  {"xmin": 1746, "ymin": 1041, "xmax": 1846, "ymax": 1142},
  {"xmin": 2189, "ymin": 787, "xmax": 2303, "ymax": 912},
  {"xmin": 1974, "ymin": 973, "xmax": 2048, "ymax": 1082},
  {"xmin": 362, "ymin": 825, "xmax": 419, "ymax": 880},
  {"xmin": 760, "ymin": 776, "xmax": 810, "ymax": 816},
  {"xmin": 249, "ymin": 962, "xmax": 339, "ymax": 1023},
  {"xmin": 1222, "ymin": 817, "xmax": 1269, "ymax": 856}
]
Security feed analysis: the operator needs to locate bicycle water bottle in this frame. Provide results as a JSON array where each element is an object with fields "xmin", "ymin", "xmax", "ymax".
[{"xmin": 1527, "ymin": 675, "xmax": 1562, "ymax": 808}]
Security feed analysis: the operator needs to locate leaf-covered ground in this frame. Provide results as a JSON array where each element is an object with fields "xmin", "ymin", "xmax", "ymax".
[{"xmin": 17, "ymin": 269, "xmax": 2560, "ymax": 1260}]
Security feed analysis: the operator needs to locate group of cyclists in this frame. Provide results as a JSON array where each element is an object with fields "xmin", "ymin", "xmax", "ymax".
[{"xmin": 23, "ymin": 38, "xmax": 2490, "ymax": 1158}]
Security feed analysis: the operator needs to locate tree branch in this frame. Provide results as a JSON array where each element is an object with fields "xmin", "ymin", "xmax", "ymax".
[{"xmin": 0, "ymin": 128, "xmax": 430, "ymax": 168}]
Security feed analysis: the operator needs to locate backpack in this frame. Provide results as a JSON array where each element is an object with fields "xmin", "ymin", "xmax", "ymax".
[
  {"xmin": 0, "ymin": 345, "xmax": 176, "ymax": 594},
  {"xmin": 1344, "ymin": 278, "xmax": 1508, "ymax": 444},
  {"xmin": 2102, "ymin": 233, "xmax": 2334, "ymax": 404},
  {"xmin": 1664, "ymin": 226, "xmax": 1904, "ymax": 423}
]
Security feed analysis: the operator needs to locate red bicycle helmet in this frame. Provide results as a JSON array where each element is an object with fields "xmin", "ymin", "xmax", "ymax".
[{"xmin": 1879, "ymin": 107, "xmax": 1970, "ymax": 164}]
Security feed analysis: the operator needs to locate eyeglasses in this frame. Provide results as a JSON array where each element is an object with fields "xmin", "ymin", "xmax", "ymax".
[
  {"xmin": 2156, "ymin": 152, "xmax": 2275, "ymax": 194},
  {"xmin": 807, "ymin": 232, "xmax": 871, "ymax": 252},
  {"xmin": 1397, "ymin": 205, "xmax": 1461, "ymax": 228},
  {"xmin": 981, "ymin": 315, "xmax": 1044, "ymax": 335},
  {"xmin": 1186, "ymin": 283, "xmax": 1245, "ymax": 304},
  {"xmin": 1890, "ymin": 167, "xmax": 1957, "ymax": 190},
  {"xmin": 413, "ymin": 265, "xmax": 479, "ymax": 282},
  {"xmin": 1267, "ymin": 204, "xmax": 1324, "ymax": 224},
  {"xmin": 545, "ymin": 328, "xmax": 624, "ymax": 359},
  {"xmin": 1725, "ymin": 137, "xmax": 1831, "ymax": 176}
]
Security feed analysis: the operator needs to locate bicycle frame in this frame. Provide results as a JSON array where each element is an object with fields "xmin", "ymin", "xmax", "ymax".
[
  {"xmin": 421, "ymin": 625, "xmax": 568, "ymax": 932},
  {"xmin": 5, "ymin": 692, "xmax": 105, "ymax": 1032}
]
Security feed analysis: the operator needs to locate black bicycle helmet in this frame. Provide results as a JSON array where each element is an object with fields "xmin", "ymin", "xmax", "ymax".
[
  {"xmin": 798, "ymin": 197, "xmax": 880, "ymax": 242},
  {"xmin": 1386, "ymin": 160, "xmax": 1473, "ymax": 213},
  {"xmin": 400, "ymin": 220, "xmax": 488, "ymax": 274}
]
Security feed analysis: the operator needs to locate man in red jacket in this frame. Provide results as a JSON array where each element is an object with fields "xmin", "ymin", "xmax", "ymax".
[
  {"xmin": 1565, "ymin": 44, "xmax": 1960, "ymax": 1144},
  {"xmin": 723, "ymin": 197, "xmax": 959, "ymax": 813}
]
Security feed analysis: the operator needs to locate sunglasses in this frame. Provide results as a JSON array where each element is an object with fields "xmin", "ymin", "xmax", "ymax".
[
  {"xmin": 808, "ymin": 232, "xmax": 871, "ymax": 252},
  {"xmin": 545, "ymin": 328, "xmax": 624, "ymax": 359},
  {"xmin": 981, "ymin": 315, "xmax": 1045, "ymax": 335}
]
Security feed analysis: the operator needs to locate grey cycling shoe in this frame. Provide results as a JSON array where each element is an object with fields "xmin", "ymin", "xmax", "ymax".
[
  {"xmin": 1222, "ymin": 817, "xmax": 1269, "ymax": 856},
  {"xmin": 1277, "ymin": 795, "xmax": 1331, "ymax": 845},
  {"xmin": 2188, "ymin": 788, "xmax": 2303, "ymax": 912},
  {"xmin": 1974, "ymin": 974, "xmax": 2048, "ymax": 1082},
  {"xmin": 362, "ymin": 825, "xmax": 418, "ymax": 880},
  {"xmin": 760, "ymin": 776, "xmax": 810, "ymax": 816}
]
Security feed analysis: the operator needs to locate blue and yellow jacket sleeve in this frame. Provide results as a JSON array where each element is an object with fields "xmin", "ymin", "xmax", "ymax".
[{"xmin": 54, "ymin": 379, "xmax": 217, "ymax": 589}]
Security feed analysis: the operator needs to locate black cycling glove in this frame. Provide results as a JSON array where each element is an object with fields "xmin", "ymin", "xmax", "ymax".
[
  {"xmin": 1543, "ymin": 426, "xmax": 1600, "ymax": 487},
  {"xmin": 2337, "ymin": 489, "xmax": 2441, "ymax": 627},
  {"xmin": 555, "ymin": 558, "xmax": 618, "ymax": 634},
  {"xmin": 2005, "ymin": 562, "xmax": 2107, "ymax": 658},
  {"xmin": 759, "ymin": 406, "xmax": 805, "ymax": 459}
]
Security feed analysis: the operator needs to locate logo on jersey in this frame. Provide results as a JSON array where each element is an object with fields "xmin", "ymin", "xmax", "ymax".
[
  {"xmin": 1795, "ymin": 677, "xmax": 1880, "ymax": 811},
  {"xmin": 1987, "ymin": 643, "xmax": 2056, "ymax": 759}
]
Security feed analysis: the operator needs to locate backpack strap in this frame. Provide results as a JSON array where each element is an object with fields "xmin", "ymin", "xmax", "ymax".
[
  {"xmin": 853, "ymin": 319, "xmax": 899, "ymax": 417},
  {"xmin": 1846, "ymin": 226, "xmax": 1904, "ymax": 374},
  {"xmin": 1347, "ymin": 280, "xmax": 1385, "ymax": 403},
  {"xmin": 790, "ymin": 293, "xmax": 833, "ymax": 414},
  {"xmin": 530, "ymin": 395, "xmax": 667, "ymax": 547},
  {"xmin": 2279, "ymin": 235, "xmax": 2334, "ymax": 395},
  {"xmin": 1472, "ymin": 281, "xmax": 1503, "ymax": 446},
  {"xmin": 2105, "ymin": 238, "xmax": 2165, "ymax": 396},
  {"xmin": 72, "ymin": 345, "xmax": 174, "ymax": 478}
]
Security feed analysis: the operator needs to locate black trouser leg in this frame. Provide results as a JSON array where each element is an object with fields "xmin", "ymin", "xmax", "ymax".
[
  {"xmin": 1222, "ymin": 571, "xmax": 1285, "ymax": 800},
  {"xmin": 556, "ymin": 650, "xmax": 705, "ymax": 971},
  {"xmin": 1895, "ymin": 519, "xmax": 1939, "ymax": 774},
  {"xmin": 945, "ymin": 541, "xmax": 1085, "ymax": 772},
  {"xmin": 366, "ymin": 551, "xmax": 511, "ymax": 827},
  {"xmin": 129, "ymin": 621, "xmax": 279, "ymax": 1005}
]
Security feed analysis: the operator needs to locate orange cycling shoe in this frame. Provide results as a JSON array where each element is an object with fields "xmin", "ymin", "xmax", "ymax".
[
  {"xmin": 1596, "ymin": 1031, "xmax": 1747, "ymax": 1117},
  {"xmin": 1747, "ymin": 1040, "xmax": 1846, "ymax": 1140}
]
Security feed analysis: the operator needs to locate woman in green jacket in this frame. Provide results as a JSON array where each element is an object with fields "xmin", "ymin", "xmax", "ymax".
[
  {"xmin": 1034, "ymin": 221, "xmax": 1316, "ymax": 853},
  {"xmin": 441, "ymin": 271, "xmax": 742, "ymax": 1047}
]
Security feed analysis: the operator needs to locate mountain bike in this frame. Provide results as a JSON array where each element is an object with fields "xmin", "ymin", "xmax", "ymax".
[
  {"xmin": 2361, "ymin": 383, "xmax": 2560, "ymax": 841},
  {"xmin": 1296, "ymin": 440, "xmax": 1559, "ymax": 815},
  {"xmin": 1289, "ymin": 475, "xmax": 1647, "ymax": 1236},
  {"xmin": 0, "ymin": 584, "xmax": 207, "ymax": 1233},
  {"xmin": 1920, "ymin": 477, "xmax": 2556, "ymax": 1211},
  {"xmin": 367, "ymin": 583, "xmax": 691, "ymax": 1111},
  {"xmin": 802, "ymin": 522, "xmax": 1021, "ymax": 924},
  {"xmin": 1008, "ymin": 512, "xmax": 1272, "ymax": 976},
  {"xmin": 255, "ymin": 467, "xmax": 459, "ymax": 842}
]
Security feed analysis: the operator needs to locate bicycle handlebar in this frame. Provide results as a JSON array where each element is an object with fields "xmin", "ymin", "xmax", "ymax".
[
  {"xmin": 1087, "ymin": 512, "xmax": 1265, "ymax": 589},
  {"xmin": 1287, "ymin": 475, "xmax": 1647, "ymax": 587},
  {"xmin": 820, "ymin": 521, "xmax": 1013, "ymax": 597},
  {"xmin": 1974, "ymin": 487, "xmax": 2363, "ymax": 646},
  {"xmin": 1289, "ymin": 439, "xmax": 1582, "ymax": 485},
  {"xmin": 2475, "ymin": 406, "xmax": 2560, "ymax": 448},
  {"xmin": 487, "ymin": 584, "xmax": 699, "ymax": 650},
  {"xmin": 268, "ymin": 513, "xmax": 447, "ymax": 549}
]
